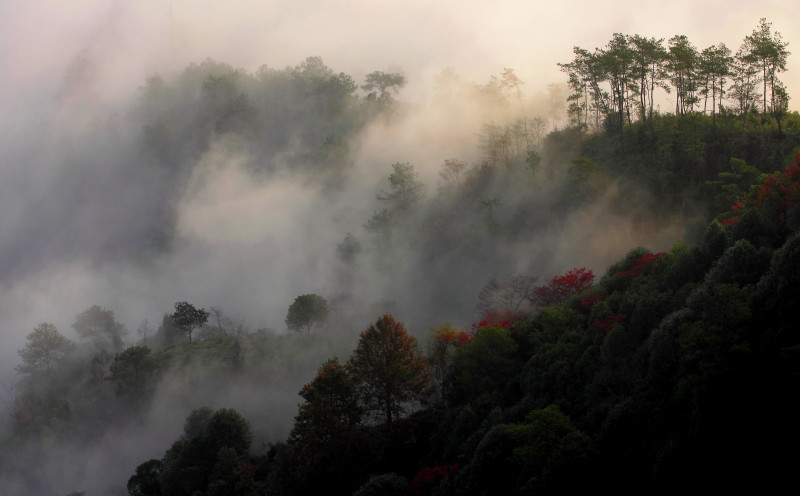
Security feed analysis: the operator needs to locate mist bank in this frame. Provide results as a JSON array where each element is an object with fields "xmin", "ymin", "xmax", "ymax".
[{"xmin": 0, "ymin": 49, "xmax": 698, "ymax": 494}]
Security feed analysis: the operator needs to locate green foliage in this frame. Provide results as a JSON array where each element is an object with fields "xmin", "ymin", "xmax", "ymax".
[
  {"xmin": 127, "ymin": 459, "xmax": 163, "ymax": 496},
  {"xmin": 16, "ymin": 323, "xmax": 74, "ymax": 376},
  {"xmin": 451, "ymin": 326, "xmax": 520, "ymax": 404},
  {"xmin": 289, "ymin": 358, "xmax": 361, "ymax": 446},
  {"xmin": 156, "ymin": 407, "xmax": 253, "ymax": 496},
  {"xmin": 353, "ymin": 473, "xmax": 411, "ymax": 496},
  {"xmin": 458, "ymin": 423, "xmax": 516, "ymax": 495},
  {"xmin": 705, "ymin": 157, "xmax": 763, "ymax": 212},
  {"xmin": 362, "ymin": 71, "xmax": 407, "ymax": 104},
  {"xmin": 507, "ymin": 405, "xmax": 592, "ymax": 493},
  {"xmin": 108, "ymin": 346, "xmax": 158, "ymax": 404},
  {"xmin": 285, "ymin": 294, "xmax": 329, "ymax": 334},
  {"xmin": 377, "ymin": 162, "xmax": 425, "ymax": 214},
  {"xmin": 703, "ymin": 239, "xmax": 770, "ymax": 286},
  {"xmin": 72, "ymin": 305, "xmax": 126, "ymax": 352},
  {"xmin": 566, "ymin": 157, "xmax": 609, "ymax": 201},
  {"xmin": 171, "ymin": 302, "xmax": 210, "ymax": 343}
]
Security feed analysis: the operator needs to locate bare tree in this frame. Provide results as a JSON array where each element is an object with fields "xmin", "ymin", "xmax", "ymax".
[
  {"xmin": 477, "ymin": 274, "xmax": 539, "ymax": 315},
  {"xmin": 137, "ymin": 320, "xmax": 153, "ymax": 348}
]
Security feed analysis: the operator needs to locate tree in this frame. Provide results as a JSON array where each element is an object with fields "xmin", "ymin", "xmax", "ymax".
[
  {"xmin": 137, "ymin": 320, "xmax": 153, "ymax": 348},
  {"xmin": 16, "ymin": 323, "xmax": 74, "ymax": 375},
  {"xmin": 286, "ymin": 294, "xmax": 329, "ymax": 334},
  {"xmin": 599, "ymin": 33, "xmax": 635, "ymax": 129},
  {"xmin": 627, "ymin": 34, "xmax": 669, "ymax": 122},
  {"xmin": 439, "ymin": 158, "xmax": 468, "ymax": 185},
  {"xmin": 336, "ymin": 232, "xmax": 362, "ymax": 265},
  {"xmin": 741, "ymin": 18, "xmax": 790, "ymax": 116},
  {"xmin": 108, "ymin": 346, "xmax": 158, "ymax": 402},
  {"xmin": 289, "ymin": 358, "xmax": 361, "ymax": 446},
  {"xmin": 699, "ymin": 43, "xmax": 732, "ymax": 128},
  {"xmin": 127, "ymin": 459, "xmax": 163, "ymax": 496},
  {"xmin": 154, "ymin": 407, "xmax": 254, "ymax": 496},
  {"xmin": 285, "ymin": 358, "xmax": 380, "ymax": 496},
  {"xmin": 171, "ymin": 301, "xmax": 209, "ymax": 343},
  {"xmin": 347, "ymin": 314, "xmax": 430, "ymax": 427},
  {"xmin": 450, "ymin": 326, "xmax": 520, "ymax": 404},
  {"xmin": 377, "ymin": 162, "xmax": 425, "ymax": 214},
  {"xmin": 72, "ymin": 305, "xmax": 126, "ymax": 352},
  {"xmin": 531, "ymin": 268, "xmax": 595, "ymax": 308},
  {"xmin": 667, "ymin": 35, "xmax": 700, "ymax": 115},
  {"xmin": 428, "ymin": 323, "xmax": 472, "ymax": 406},
  {"xmin": 730, "ymin": 45, "xmax": 761, "ymax": 115},
  {"xmin": 477, "ymin": 274, "xmax": 539, "ymax": 315},
  {"xmin": 362, "ymin": 71, "xmax": 407, "ymax": 103},
  {"xmin": 499, "ymin": 68, "xmax": 530, "ymax": 149}
]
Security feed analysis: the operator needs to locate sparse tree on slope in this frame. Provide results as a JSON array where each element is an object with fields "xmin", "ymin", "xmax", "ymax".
[
  {"xmin": 171, "ymin": 301, "xmax": 209, "ymax": 344},
  {"xmin": 286, "ymin": 294, "xmax": 329, "ymax": 334}
]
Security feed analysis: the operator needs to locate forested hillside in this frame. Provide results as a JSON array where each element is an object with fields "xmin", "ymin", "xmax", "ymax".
[{"xmin": 1, "ymin": 18, "xmax": 799, "ymax": 495}]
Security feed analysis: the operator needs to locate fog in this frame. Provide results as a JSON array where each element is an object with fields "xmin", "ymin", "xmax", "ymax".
[{"xmin": 0, "ymin": 1, "xmax": 796, "ymax": 494}]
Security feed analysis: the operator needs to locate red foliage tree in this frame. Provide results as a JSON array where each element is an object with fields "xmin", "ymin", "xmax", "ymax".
[
  {"xmin": 410, "ymin": 463, "xmax": 460, "ymax": 495},
  {"xmin": 531, "ymin": 267, "xmax": 595, "ymax": 307},
  {"xmin": 432, "ymin": 325, "xmax": 474, "ymax": 346},
  {"xmin": 472, "ymin": 310, "xmax": 522, "ymax": 331},
  {"xmin": 578, "ymin": 293, "xmax": 606, "ymax": 310},
  {"xmin": 721, "ymin": 153, "xmax": 800, "ymax": 226},
  {"xmin": 615, "ymin": 253, "xmax": 663, "ymax": 280}
]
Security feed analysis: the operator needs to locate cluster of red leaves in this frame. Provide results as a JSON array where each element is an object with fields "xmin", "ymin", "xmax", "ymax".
[
  {"xmin": 410, "ymin": 463, "xmax": 460, "ymax": 494},
  {"xmin": 756, "ymin": 162, "xmax": 800, "ymax": 219},
  {"xmin": 592, "ymin": 314, "xmax": 627, "ymax": 331},
  {"xmin": 472, "ymin": 310, "xmax": 522, "ymax": 331},
  {"xmin": 436, "ymin": 329, "xmax": 474, "ymax": 346},
  {"xmin": 723, "ymin": 154, "xmax": 800, "ymax": 225},
  {"xmin": 531, "ymin": 267, "xmax": 595, "ymax": 307},
  {"xmin": 615, "ymin": 253, "xmax": 662, "ymax": 280},
  {"xmin": 578, "ymin": 293, "xmax": 606, "ymax": 310}
]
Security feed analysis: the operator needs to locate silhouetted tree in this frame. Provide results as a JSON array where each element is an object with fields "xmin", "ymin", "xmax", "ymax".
[
  {"xmin": 348, "ymin": 315, "xmax": 430, "ymax": 427},
  {"xmin": 171, "ymin": 302, "xmax": 209, "ymax": 343},
  {"xmin": 286, "ymin": 294, "xmax": 329, "ymax": 334}
]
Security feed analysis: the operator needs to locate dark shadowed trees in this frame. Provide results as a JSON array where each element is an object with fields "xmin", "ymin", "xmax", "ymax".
[
  {"xmin": 108, "ymin": 346, "xmax": 158, "ymax": 404},
  {"xmin": 155, "ymin": 407, "xmax": 254, "ymax": 496}
]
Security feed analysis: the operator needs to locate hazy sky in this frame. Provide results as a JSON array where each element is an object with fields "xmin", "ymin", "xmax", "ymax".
[{"xmin": 1, "ymin": 0, "xmax": 798, "ymax": 107}]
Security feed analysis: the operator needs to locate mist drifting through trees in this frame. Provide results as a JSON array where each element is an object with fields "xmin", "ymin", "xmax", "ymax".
[{"xmin": 1, "ymin": 2, "xmax": 799, "ymax": 495}]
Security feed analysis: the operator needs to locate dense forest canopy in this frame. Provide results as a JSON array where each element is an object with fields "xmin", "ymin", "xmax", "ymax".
[{"xmin": 1, "ymin": 11, "xmax": 799, "ymax": 496}]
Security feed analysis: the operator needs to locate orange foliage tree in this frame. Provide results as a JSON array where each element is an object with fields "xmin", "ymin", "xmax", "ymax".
[{"xmin": 348, "ymin": 314, "xmax": 430, "ymax": 427}]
